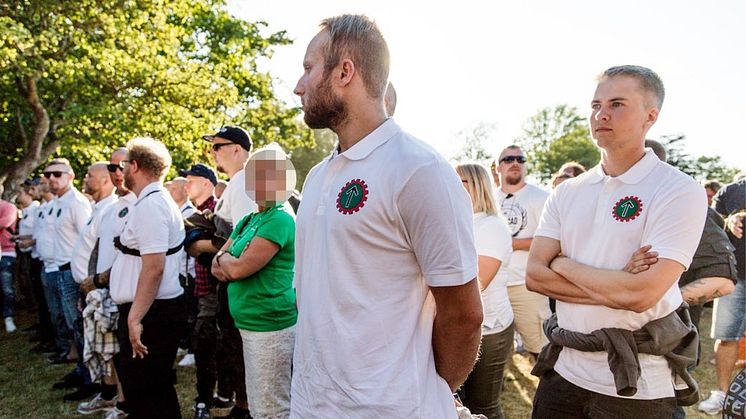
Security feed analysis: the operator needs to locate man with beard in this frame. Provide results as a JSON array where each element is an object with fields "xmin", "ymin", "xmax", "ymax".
[
  {"xmin": 109, "ymin": 137, "xmax": 187, "ymax": 418},
  {"xmin": 291, "ymin": 15, "xmax": 482, "ymax": 418},
  {"xmin": 494, "ymin": 145, "xmax": 550, "ymax": 360}
]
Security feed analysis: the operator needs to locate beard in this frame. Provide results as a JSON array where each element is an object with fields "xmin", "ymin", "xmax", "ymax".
[
  {"xmin": 123, "ymin": 171, "xmax": 135, "ymax": 191},
  {"xmin": 503, "ymin": 171, "xmax": 524, "ymax": 186},
  {"xmin": 303, "ymin": 74, "xmax": 347, "ymax": 130}
]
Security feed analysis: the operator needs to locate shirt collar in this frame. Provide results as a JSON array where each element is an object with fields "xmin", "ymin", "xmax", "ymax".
[
  {"xmin": 93, "ymin": 194, "xmax": 116, "ymax": 210},
  {"xmin": 587, "ymin": 149, "xmax": 658, "ymax": 185},
  {"xmin": 336, "ymin": 118, "xmax": 399, "ymax": 162},
  {"xmin": 135, "ymin": 182, "xmax": 162, "ymax": 205},
  {"xmin": 58, "ymin": 186, "xmax": 76, "ymax": 202}
]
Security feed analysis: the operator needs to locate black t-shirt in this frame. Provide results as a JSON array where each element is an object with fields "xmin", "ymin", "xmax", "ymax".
[
  {"xmin": 713, "ymin": 180, "xmax": 746, "ymax": 280},
  {"xmin": 679, "ymin": 207, "xmax": 738, "ymax": 287}
]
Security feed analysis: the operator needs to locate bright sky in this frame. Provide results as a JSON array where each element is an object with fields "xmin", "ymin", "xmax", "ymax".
[{"xmin": 227, "ymin": 0, "xmax": 746, "ymax": 170}]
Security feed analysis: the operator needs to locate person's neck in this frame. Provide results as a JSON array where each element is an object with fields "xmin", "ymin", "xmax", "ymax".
[
  {"xmin": 195, "ymin": 191, "xmax": 214, "ymax": 207},
  {"xmin": 42, "ymin": 193, "xmax": 54, "ymax": 202},
  {"xmin": 92, "ymin": 188, "xmax": 114, "ymax": 203},
  {"xmin": 600, "ymin": 146, "xmax": 646, "ymax": 177},
  {"xmin": 116, "ymin": 187, "xmax": 130, "ymax": 197},
  {"xmin": 226, "ymin": 160, "xmax": 246, "ymax": 179},
  {"xmin": 335, "ymin": 105, "xmax": 387, "ymax": 152},
  {"xmin": 501, "ymin": 180, "xmax": 526, "ymax": 195},
  {"xmin": 56, "ymin": 184, "xmax": 71, "ymax": 198},
  {"xmin": 132, "ymin": 178, "xmax": 158, "ymax": 197}
]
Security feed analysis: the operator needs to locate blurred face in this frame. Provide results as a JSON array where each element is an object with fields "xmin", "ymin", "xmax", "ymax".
[
  {"xmin": 705, "ymin": 187, "xmax": 717, "ymax": 206},
  {"xmin": 84, "ymin": 167, "xmax": 104, "ymax": 195},
  {"xmin": 122, "ymin": 157, "xmax": 137, "ymax": 191},
  {"xmin": 109, "ymin": 151, "xmax": 128, "ymax": 193},
  {"xmin": 590, "ymin": 75, "xmax": 659, "ymax": 151},
  {"xmin": 457, "ymin": 170, "xmax": 476, "ymax": 211},
  {"xmin": 497, "ymin": 148, "xmax": 527, "ymax": 186},
  {"xmin": 16, "ymin": 189, "xmax": 32, "ymax": 207},
  {"xmin": 294, "ymin": 31, "xmax": 346, "ymax": 129},
  {"xmin": 245, "ymin": 155, "xmax": 295, "ymax": 208},
  {"xmin": 165, "ymin": 181, "xmax": 187, "ymax": 203},
  {"xmin": 43, "ymin": 163, "xmax": 73, "ymax": 195}
]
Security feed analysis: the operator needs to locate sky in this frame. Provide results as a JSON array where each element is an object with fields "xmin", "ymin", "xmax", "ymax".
[{"xmin": 227, "ymin": 0, "xmax": 746, "ymax": 170}]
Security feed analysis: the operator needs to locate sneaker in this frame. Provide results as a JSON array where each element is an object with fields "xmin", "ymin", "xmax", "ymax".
[
  {"xmin": 63, "ymin": 384, "xmax": 100, "ymax": 402},
  {"xmin": 77, "ymin": 393, "xmax": 116, "ymax": 415},
  {"xmin": 194, "ymin": 402, "xmax": 210, "ymax": 419},
  {"xmin": 178, "ymin": 353, "xmax": 196, "ymax": 367},
  {"xmin": 104, "ymin": 406, "xmax": 128, "ymax": 419},
  {"xmin": 4, "ymin": 317, "xmax": 16, "ymax": 333},
  {"xmin": 698, "ymin": 390, "xmax": 726, "ymax": 415},
  {"xmin": 210, "ymin": 396, "xmax": 235, "ymax": 417},
  {"xmin": 177, "ymin": 347, "xmax": 189, "ymax": 357}
]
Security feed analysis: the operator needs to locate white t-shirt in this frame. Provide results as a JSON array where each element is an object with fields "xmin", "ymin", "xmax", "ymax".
[
  {"xmin": 18, "ymin": 201, "xmax": 40, "ymax": 255},
  {"xmin": 535, "ymin": 149, "xmax": 707, "ymax": 399},
  {"xmin": 215, "ymin": 169, "xmax": 257, "ymax": 226},
  {"xmin": 495, "ymin": 183, "xmax": 548, "ymax": 286},
  {"xmin": 474, "ymin": 212, "xmax": 514, "ymax": 334},
  {"xmin": 110, "ymin": 183, "xmax": 185, "ymax": 304},
  {"xmin": 52, "ymin": 187, "xmax": 92, "ymax": 267},
  {"xmin": 71, "ymin": 194, "xmax": 116, "ymax": 283},
  {"xmin": 35, "ymin": 200, "xmax": 58, "ymax": 271},
  {"xmin": 292, "ymin": 119, "xmax": 478, "ymax": 419},
  {"xmin": 97, "ymin": 192, "xmax": 136, "ymax": 274}
]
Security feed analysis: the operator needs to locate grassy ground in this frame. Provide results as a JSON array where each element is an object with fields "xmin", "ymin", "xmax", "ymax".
[{"xmin": 0, "ymin": 308, "xmax": 727, "ymax": 418}]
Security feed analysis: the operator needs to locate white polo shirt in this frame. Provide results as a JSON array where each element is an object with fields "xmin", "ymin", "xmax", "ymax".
[
  {"xmin": 97, "ymin": 192, "xmax": 136, "ymax": 274},
  {"xmin": 215, "ymin": 169, "xmax": 257, "ymax": 226},
  {"xmin": 36, "ymin": 199, "xmax": 59, "ymax": 272},
  {"xmin": 535, "ymin": 149, "xmax": 707, "ymax": 399},
  {"xmin": 18, "ymin": 201, "xmax": 40, "ymax": 255},
  {"xmin": 495, "ymin": 183, "xmax": 548, "ymax": 286},
  {"xmin": 71, "ymin": 194, "xmax": 116, "ymax": 283},
  {"xmin": 291, "ymin": 119, "xmax": 478, "ymax": 419},
  {"xmin": 52, "ymin": 187, "xmax": 92, "ymax": 267},
  {"xmin": 474, "ymin": 212, "xmax": 514, "ymax": 334},
  {"xmin": 110, "ymin": 182, "xmax": 185, "ymax": 304}
]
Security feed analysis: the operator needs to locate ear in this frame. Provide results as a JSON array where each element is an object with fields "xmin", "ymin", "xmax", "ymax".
[
  {"xmin": 643, "ymin": 107, "xmax": 659, "ymax": 131},
  {"xmin": 338, "ymin": 58, "xmax": 355, "ymax": 87}
]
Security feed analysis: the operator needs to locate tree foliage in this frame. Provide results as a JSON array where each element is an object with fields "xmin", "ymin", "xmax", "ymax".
[
  {"xmin": 289, "ymin": 128, "xmax": 337, "ymax": 190},
  {"xmin": 659, "ymin": 135, "xmax": 740, "ymax": 183},
  {"xmin": 452, "ymin": 122, "xmax": 496, "ymax": 165},
  {"xmin": 0, "ymin": 0, "xmax": 312, "ymax": 198},
  {"xmin": 517, "ymin": 105, "xmax": 599, "ymax": 181}
]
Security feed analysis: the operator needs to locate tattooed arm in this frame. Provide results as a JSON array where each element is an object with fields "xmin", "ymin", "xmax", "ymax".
[{"xmin": 680, "ymin": 277, "xmax": 735, "ymax": 306}]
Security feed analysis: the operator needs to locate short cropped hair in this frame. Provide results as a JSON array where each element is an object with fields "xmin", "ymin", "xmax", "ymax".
[
  {"xmin": 46, "ymin": 158, "xmax": 72, "ymax": 169},
  {"xmin": 126, "ymin": 137, "xmax": 172, "ymax": 179},
  {"xmin": 600, "ymin": 65, "xmax": 665, "ymax": 109},
  {"xmin": 456, "ymin": 163, "xmax": 500, "ymax": 216},
  {"xmin": 559, "ymin": 161, "xmax": 586, "ymax": 177},
  {"xmin": 644, "ymin": 139, "xmax": 667, "ymax": 162},
  {"xmin": 320, "ymin": 14, "xmax": 390, "ymax": 99},
  {"xmin": 703, "ymin": 180, "xmax": 722, "ymax": 192}
]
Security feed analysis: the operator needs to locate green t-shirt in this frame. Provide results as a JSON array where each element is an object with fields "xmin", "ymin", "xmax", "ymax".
[{"xmin": 227, "ymin": 205, "xmax": 297, "ymax": 332}]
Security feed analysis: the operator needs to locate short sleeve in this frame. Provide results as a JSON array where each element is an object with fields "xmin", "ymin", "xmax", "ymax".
[
  {"xmin": 136, "ymin": 201, "xmax": 171, "ymax": 255},
  {"xmin": 535, "ymin": 186, "xmax": 562, "ymax": 240},
  {"xmin": 396, "ymin": 159, "xmax": 478, "ymax": 287},
  {"xmin": 475, "ymin": 216, "xmax": 512, "ymax": 263},
  {"xmin": 255, "ymin": 210, "xmax": 294, "ymax": 248},
  {"xmin": 643, "ymin": 182, "xmax": 707, "ymax": 269}
]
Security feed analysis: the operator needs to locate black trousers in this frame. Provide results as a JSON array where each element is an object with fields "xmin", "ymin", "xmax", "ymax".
[
  {"xmin": 118, "ymin": 296, "xmax": 187, "ymax": 419},
  {"xmin": 532, "ymin": 369, "xmax": 677, "ymax": 419},
  {"xmin": 216, "ymin": 282, "xmax": 246, "ymax": 404},
  {"xmin": 26, "ymin": 256, "xmax": 54, "ymax": 343},
  {"xmin": 194, "ymin": 292, "xmax": 219, "ymax": 406}
]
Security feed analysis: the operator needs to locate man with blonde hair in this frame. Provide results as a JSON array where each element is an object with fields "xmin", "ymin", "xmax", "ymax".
[
  {"xmin": 109, "ymin": 138, "xmax": 186, "ymax": 417},
  {"xmin": 292, "ymin": 14, "xmax": 482, "ymax": 418}
]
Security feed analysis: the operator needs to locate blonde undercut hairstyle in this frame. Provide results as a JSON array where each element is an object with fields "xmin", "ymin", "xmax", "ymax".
[
  {"xmin": 599, "ymin": 65, "xmax": 665, "ymax": 109},
  {"xmin": 126, "ymin": 137, "xmax": 172, "ymax": 179},
  {"xmin": 456, "ymin": 163, "xmax": 500, "ymax": 216},
  {"xmin": 320, "ymin": 14, "xmax": 390, "ymax": 99}
]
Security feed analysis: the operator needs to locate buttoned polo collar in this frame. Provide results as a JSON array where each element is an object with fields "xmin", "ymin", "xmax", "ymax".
[
  {"xmin": 587, "ymin": 149, "xmax": 658, "ymax": 185},
  {"xmin": 337, "ymin": 118, "xmax": 399, "ymax": 161},
  {"xmin": 135, "ymin": 181, "xmax": 162, "ymax": 205},
  {"xmin": 94, "ymin": 193, "xmax": 116, "ymax": 211},
  {"xmin": 58, "ymin": 186, "xmax": 76, "ymax": 203}
]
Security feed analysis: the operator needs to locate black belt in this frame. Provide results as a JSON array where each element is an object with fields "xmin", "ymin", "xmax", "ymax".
[
  {"xmin": 113, "ymin": 236, "xmax": 184, "ymax": 257},
  {"xmin": 59, "ymin": 262, "xmax": 71, "ymax": 271}
]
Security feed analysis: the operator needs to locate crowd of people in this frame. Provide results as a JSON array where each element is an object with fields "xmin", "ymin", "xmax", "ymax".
[{"xmin": 0, "ymin": 13, "xmax": 745, "ymax": 419}]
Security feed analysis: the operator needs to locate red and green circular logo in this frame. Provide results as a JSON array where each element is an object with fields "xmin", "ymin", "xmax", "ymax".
[
  {"xmin": 336, "ymin": 179, "xmax": 368, "ymax": 215},
  {"xmin": 612, "ymin": 196, "xmax": 643, "ymax": 222}
]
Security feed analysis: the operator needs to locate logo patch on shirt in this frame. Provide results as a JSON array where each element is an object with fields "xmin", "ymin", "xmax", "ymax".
[
  {"xmin": 118, "ymin": 207, "xmax": 129, "ymax": 218},
  {"xmin": 612, "ymin": 196, "xmax": 643, "ymax": 222},
  {"xmin": 336, "ymin": 179, "xmax": 368, "ymax": 215}
]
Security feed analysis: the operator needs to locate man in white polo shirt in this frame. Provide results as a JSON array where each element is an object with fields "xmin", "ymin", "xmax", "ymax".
[
  {"xmin": 109, "ymin": 137, "xmax": 186, "ymax": 417},
  {"xmin": 526, "ymin": 65, "xmax": 706, "ymax": 418},
  {"xmin": 494, "ymin": 145, "xmax": 550, "ymax": 359},
  {"xmin": 291, "ymin": 15, "xmax": 483, "ymax": 418}
]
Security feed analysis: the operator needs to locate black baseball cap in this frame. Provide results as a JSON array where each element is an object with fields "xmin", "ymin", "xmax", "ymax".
[
  {"xmin": 202, "ymin": 126, "xmax": 253, "ymax": 151},
  {"xmin": 179, "ymin": 163, "xmax": 218, "ymax": 186},
  {"xmin": 23, "ymin": 177, "xmax": 41, "ymax": 186}
]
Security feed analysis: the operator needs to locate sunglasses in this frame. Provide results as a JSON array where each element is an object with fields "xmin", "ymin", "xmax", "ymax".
[
  {"xmin": 499, "ymin": 155, "xmax": 527, "ymax": 164},
  {"xmin": 118, "ymin": 159, "xmax": 134, "ymax": 169},
  {"xmin": 42, "ymin": 171, "xmax": 67, "ymax": 178},
  {"xmin": 106, "ymin": 164, "xmax": 122, "ymax": 173},
  {"xmin": 212, "ymin": 142, "xmax": 235, "ymax": 152}
]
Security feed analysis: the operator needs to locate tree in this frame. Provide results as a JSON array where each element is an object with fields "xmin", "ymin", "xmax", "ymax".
[
  {"xmin": 659, "ymin": 135, "xmax": 740, "ymax": 183},
  {"xmin": 517, "ymin": 105, "xmax": 599, "ymax": 181},
  {"xmin": 452, "ymin": 122, "xmax": 496, "ymax": 165},
  {"xmin": 0, "ymin": 0, "xmax": 312, "ymax": 198},
  {"xmin": 289, "ymin": 128, "xmax": 337, "ymax": 189}
]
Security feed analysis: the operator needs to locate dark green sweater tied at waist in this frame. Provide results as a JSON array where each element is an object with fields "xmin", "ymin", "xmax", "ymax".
[{"xmin": 532, "ymin": 303, "xmax": 699, "ymax": 406}]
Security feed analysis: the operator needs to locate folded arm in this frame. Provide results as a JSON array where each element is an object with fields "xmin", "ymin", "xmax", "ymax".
[{"xmin": 525, "ymin": 236, "xmax": 599, "ymax": 305}]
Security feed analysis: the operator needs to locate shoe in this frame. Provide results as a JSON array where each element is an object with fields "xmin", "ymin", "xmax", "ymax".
[
  {"xmin": 4, "ymin": 317, "xmax": 16, "ymax": 333},
  {"xmin": 177, "ymin": 347, "xmax": 189, "ymax": 357},
  {"xmin": 210, "ymin": 396, "xmax": 235, "ymax": 417},
  {"xmin": 21, "ymin": 324, "xmax": 37, "ymax": 333},
  {"xmin": 63, "ymin": 384, "xmax": 100, "ymax": 402},
  {"xmin": 194, "ymin": 402, "xmax": 210, "ymax": 419},
  {"xmin": 226, "ymin": 406, "xmax": 252, "ymax": 419},
  {"xmin": 104, "ymin": 406, "xmax": 128, "ymax": 419},
  {"xmin": 698, "ymin": 390, "xmax": 725, "ymax": 415},
  {"xmin": 48, "ymin": 353, "xmax": 77, "ymax": 364},
  {"xmin": 178, "ymin": 353, "xmax": 196, "ymax": 367},
  {"xmin": 52, "ymin": 373, "xmax": 84, "ymax": 390},
  {"xmin": 77, "ymin": 393, "xmax": 117, "ymax": 415}
]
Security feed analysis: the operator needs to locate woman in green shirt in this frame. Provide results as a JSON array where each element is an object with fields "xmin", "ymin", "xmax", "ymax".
[{"xmin": 211, "ymin": 144, "xmax": 297, "ymax": 419}]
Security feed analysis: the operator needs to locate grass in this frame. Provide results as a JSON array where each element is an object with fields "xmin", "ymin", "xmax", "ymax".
[{"xmin": 0, "ymin": 308, "xmax": 729, "ymax": 418}]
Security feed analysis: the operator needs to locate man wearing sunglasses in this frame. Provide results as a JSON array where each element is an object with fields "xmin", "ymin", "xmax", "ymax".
[
  {"xmin": 43, "ymin": 158, "xmax": 96, "ymax": 401},
  {"xmin": 494, "ymin": 145, "xmax": 550, "ymax": 361}
]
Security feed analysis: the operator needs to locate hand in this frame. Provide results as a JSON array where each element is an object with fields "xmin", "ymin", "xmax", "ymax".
[
  {"xmin": 79, "ymin": 276, "xmax": 95, "ymax": 294},
  {"xmin": 726, "ymin": 213, "xmax": 745, "ymax": 239},
  {"xmin": 623, "ymin": 245, "xmax": 659, "ymax": 274},
  {"xmin": 128, "ymin": 320, "xmax": 148, "ymax": 359}
]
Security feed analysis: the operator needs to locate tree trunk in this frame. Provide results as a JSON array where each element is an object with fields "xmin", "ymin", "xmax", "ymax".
[{"xmin": 0, "ymin": 75, "xmax": 59, "ymax": 200}]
